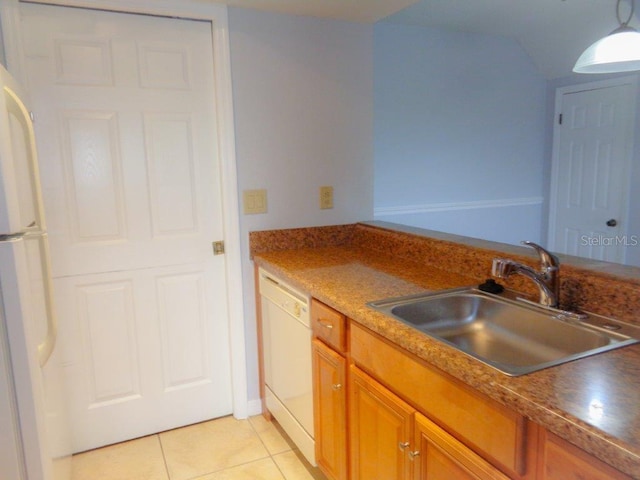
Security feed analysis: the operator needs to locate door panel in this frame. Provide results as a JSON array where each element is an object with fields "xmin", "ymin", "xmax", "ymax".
[
  {"xmin": 144, "ymin": 113, "xmax": 199, "ymax": 236},
  {"xmin": 349, "ymin": 366, "xmax": 414, "ymax": 480},
  {"xmin": 22, "ymin": 4, "xmax": 222, "ymax": 276},
  {"xmin": 550, "ymin": 81, "xmax": 635, "ymax": 263},
  {"xmin": 312, "ymin": 339, "xmax": 347, "ymax": 480},
  {"xmin": 61, "ymin": 110, "xmax": 126, "ymax": 243},
  {"xmin": 20, "ymin": 3, "xmax": 232, "ymax": 452},
  {"xmin": 54, "ymin": 262, "xmax": 230, "ymax": 451},
  {"xmin": 413, "ymin": 412, "xmax": 511, "ymax": 480}
]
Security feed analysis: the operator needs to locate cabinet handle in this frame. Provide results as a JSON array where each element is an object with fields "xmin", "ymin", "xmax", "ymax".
[
  {"xmin": 408, "ymin": 450, "xmax": 421, "ymax": 460},
  {"xmin": 332, "ymin": 383, "xmax": 343, "ymax": 390},
  {"xmin": 398, "ymin": 442, "xmax": 410, "ymax": 451},
  {"xmin": 318, "ymin": 320, "xmax": 334, "ymax": 329}
]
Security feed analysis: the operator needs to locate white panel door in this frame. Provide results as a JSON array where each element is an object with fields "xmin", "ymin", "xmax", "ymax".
[
  {"xmin": 549, "ymin": 80, "xmax": 635, "ymax": 264},
  {"xmin": 20, "ymin": 3, "xmax": 232, "ymax": 451}
]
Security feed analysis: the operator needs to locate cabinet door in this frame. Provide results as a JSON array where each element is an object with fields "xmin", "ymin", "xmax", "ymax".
[
  {"xmin": 413, "ymin": 412, "xmax": 510, "ymax": 480},
  {"xmin": 349, "ymin": 366, "xmax": 414, "ymax": 480},
  {"xmin": 312, "ymin": 339, "xmax": 348, "ymax": 480},
  {"xmin": 538, "ymin": 431, "xmax": 632, "ymax": 480}
]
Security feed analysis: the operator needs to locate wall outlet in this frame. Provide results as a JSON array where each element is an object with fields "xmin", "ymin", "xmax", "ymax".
[
  {"xmin": 243, "ymin": 189, "xmax": 267, "ymax": 214},
  {"xmin": 320, "ymin": 186, "xmax": 334, "ymax": 209}
]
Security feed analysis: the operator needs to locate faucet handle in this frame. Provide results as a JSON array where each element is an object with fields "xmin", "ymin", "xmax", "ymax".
[
  {"xmin": 521, "ymin": 241, "xmax": 559, "ymax": 270},
  {"xmin": 492, "ymin": 258, "xmax": 509, "ymax": 278}
]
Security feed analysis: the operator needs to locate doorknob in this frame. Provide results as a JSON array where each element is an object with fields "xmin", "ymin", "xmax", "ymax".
[{"xmin": 606, "ymin": 219, "xmax": 618, "ymax": 227}]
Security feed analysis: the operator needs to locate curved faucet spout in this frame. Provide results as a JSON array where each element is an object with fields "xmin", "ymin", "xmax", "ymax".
[
  {"xmin": 521, "ymin": 241, "xmax": 559, "ymax": 271},
  {"xmin": 491, "ymin": 242, "xmax": 560, "ymax": 308}
]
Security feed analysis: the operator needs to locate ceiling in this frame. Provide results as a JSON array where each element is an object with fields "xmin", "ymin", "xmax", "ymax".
[
  {"xmin": 220, "ymin": 0, "xmax": 417, "ymax": 23},
  {"xmin": 384, "ymin": 0, "xmax": 635, "ymax": 79},
  {"xmin": 222, "ymin": 0, "xmax": 637, "ymax": 79}
]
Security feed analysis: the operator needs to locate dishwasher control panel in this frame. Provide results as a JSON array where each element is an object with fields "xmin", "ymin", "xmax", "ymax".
[{"xmin": 259, "ymin": 270, "xmax": 310, "ymax": 326}]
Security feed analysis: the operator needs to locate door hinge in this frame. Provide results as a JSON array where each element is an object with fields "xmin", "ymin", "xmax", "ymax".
[
  {"xmin": 558, "ymin": 113, "xmax": 563, "ymax": 125},
  {"xmin": 212, "ymin": 240, "xmax": 225, "ymax": 255}
]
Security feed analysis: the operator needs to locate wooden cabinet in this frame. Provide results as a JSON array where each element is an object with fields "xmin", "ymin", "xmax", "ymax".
[
  {"xmin": 312, "ymin": 298, "xmax": 347, "ymax": 351},
  {"xmin": 300, "ymin": 294, "xmax": 633, "ymax": 480},
  {"xmin": 349, "ymin": 365, "xmax": 511, "ymax": 480},
  {"xmin": 312, "ymin": 339, "xmax": 348, "ymax": 480},
  {"xmin": 311, "ymin": 299, "xmax": 348, "ymax": 480},
  {"xmin": 413, "ymin": 412, "xmax": 511, "ymax": 480},
  {"xmin": 349, "ymin": 321, "xmax": 529, "ymax": 478},
  {"xmin": 537, "ymin": 430, "xmax": 632, "ymax": 480},
  {"xmin": 349, "ymin": 366, "xmax": 414, "ymax": 480}
]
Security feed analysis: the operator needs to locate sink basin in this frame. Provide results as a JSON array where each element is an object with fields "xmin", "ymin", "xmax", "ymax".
[{"xmin": 368, "ymin": 287, "xmax": 640, "ymax": 376}]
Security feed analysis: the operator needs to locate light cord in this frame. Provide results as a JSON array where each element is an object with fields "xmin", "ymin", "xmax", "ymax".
[{"xmin": 617, "ymin": 0, "xmax": 635, "ymax": 26}]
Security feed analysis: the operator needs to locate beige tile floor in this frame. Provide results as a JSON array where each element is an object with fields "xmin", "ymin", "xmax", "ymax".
[{"xmin": 71, "ymin": 415, "xmax": 327, "ymax": 480}]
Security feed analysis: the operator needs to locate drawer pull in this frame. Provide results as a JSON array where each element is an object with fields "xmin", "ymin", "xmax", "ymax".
[
  {"xmin": 318, "ymin": 320, "xmax": 334, "ymax": 329},
  {"xmin": 398, "ymin": 442, "xmax": 410, "ymax": 451},
  {"xmin": 408, "ymin": 450, "xmax": 421, "ymax": 460},
  {"xmin": 332, "ymin": 383, "xmax": 343, "ymax": 390}
]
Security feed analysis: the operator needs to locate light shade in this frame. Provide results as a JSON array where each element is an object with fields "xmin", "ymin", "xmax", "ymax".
[{"xmin": 574, "ymin": 25, "xmax": 640, "ymax": 73}]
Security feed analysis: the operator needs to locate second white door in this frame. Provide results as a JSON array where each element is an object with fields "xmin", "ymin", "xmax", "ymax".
[
  {"xmin": 549, "ymin": 79, "xmax": 636, "ymax": 264},
  {"xmin": 20, "ymin": 3, "xmax": 232, "ymax": 452}
]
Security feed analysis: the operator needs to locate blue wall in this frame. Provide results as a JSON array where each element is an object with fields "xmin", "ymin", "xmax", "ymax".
[{"xmin": 373, "ymin": 22, "xmax": 547, "ymax": 245}]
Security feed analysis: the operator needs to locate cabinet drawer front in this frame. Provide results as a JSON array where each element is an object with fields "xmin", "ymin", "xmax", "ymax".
[
  {"xmin": 311, "ymin": 299, "xmax": 347, "ymax": 352},
  {"xmin": 350, "ymin": 322, "xmax": 526, "ymax": 477}
]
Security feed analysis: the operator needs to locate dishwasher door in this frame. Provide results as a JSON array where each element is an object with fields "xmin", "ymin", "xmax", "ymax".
[{"xmin": 259, "ymin": 269, "xmax": 315, "ymax": 464}]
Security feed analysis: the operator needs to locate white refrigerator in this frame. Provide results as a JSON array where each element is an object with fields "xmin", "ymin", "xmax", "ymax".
[{"xmin": 0, "ymin": 64, "xmax": 71, "ymax": 479}]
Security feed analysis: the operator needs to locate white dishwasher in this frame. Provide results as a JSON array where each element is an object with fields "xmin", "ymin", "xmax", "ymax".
[{"xmin": 259, "ymin": 268, "xmax": 315, "ymax": 465}]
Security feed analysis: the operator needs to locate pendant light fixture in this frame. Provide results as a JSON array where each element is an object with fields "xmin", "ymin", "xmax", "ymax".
[{"xmin": 574, "ymin": 0, "xmax": 640, "ymax": 73}]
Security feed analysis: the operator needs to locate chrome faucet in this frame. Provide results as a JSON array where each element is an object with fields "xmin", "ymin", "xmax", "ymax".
[{"xmin": 491, "ymin": 241, "xmax": 560, "ymax": 308}]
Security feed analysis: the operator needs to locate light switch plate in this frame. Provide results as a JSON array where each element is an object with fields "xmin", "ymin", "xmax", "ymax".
[
  {"xmin": 243, "ymin": 189, "xmax": 267, "ymax": 214},
  {"xmin": 320, "ymin": 186, "xmax": 334, "ymax": 209}
]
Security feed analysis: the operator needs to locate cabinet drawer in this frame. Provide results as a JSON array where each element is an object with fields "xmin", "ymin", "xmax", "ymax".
[
  {"xmin": 311, "ymin": 299, "xmax": 347, "ymax": 353},
  {"xmin": 350, "ymin": 321, "xmax": 527, "ymax": 478}
]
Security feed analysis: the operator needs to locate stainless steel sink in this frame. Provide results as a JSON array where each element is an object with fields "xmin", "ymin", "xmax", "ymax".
[{"xmin": 368, "ymin": 287, "xmax": 640, "ymax": 376}]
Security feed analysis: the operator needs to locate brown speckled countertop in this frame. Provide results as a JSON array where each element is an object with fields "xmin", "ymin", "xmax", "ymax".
[{"xmin": 251, "ymin": 222, "xmax": 640, "ymax": 479}]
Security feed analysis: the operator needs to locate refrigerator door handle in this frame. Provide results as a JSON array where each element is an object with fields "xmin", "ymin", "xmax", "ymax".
[
  {"xmin": 4, "ymin": 78, "xmax": 56, "ymax": 366},
  {"xmin": 4, "ymin": 83, "xmax": 48, "ymax": 232},
  {"xmin": 37, "ymin": 234, "xmax": 57, "ymax": 367},
  {"xmin": 0, "ymin": 233, "xmax": 26, "ymax": 241}
]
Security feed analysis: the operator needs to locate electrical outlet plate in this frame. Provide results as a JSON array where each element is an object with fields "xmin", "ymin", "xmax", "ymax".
[
  {"xmin": 243, "ymin": 189, "xmax": 267, "ymax": 214},
  {"xmin": 320, "ymin": 186, "xmax": 333, "ymax": 209}
]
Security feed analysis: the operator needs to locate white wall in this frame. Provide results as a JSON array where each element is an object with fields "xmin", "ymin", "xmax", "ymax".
[
  {"xmin": 373, "ymin": 22, "xmax": 547, "ymax": 245},
  {"xmin": 228, "ymin": 7, "xmax": 373, "ymax": 404},
  {"xmin": 0, "ymin": 21, "xmax": 5, "ymax": 68}
]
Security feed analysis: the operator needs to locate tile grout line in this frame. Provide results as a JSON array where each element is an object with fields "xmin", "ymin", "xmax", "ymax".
[
  {"xmin": 247, "ymin": 416, "xmax": 289, "ymax": 480},
  {"xmin": 156, "ymin": 433, "xmax": 172, "ymax": 480},
  {"xmin": 164, "ymin": 416, "xmax": 286, "ymax": 480},
  {"xmin": 70, "ymin": 415, "xmax": 312, "ymax": 480}
]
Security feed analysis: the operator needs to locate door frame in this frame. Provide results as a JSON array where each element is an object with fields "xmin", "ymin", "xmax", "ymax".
[
  {"xmin": 547, "ymin": 75, "xmax": 638, "ymax": 261},
  {"xmin": 0, "ymin": 0, "xmax": 249, "ymax": 417}
]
